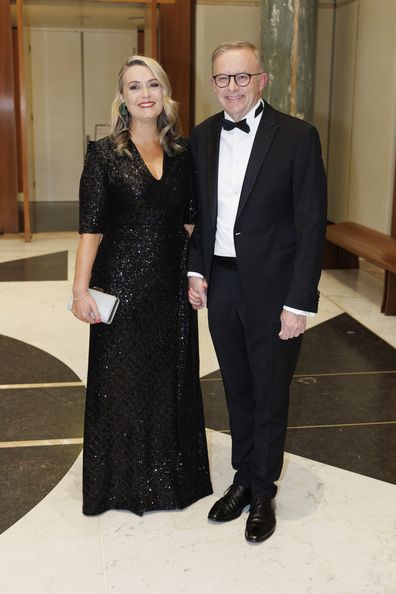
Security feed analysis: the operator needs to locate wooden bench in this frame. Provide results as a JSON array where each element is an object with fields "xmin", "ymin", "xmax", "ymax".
[{"xmin": 323, "ymin": 221, "xmax": 396, "ymax": 315}]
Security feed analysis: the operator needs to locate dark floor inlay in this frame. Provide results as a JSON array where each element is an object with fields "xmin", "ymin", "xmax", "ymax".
[
  {"xmin": 0, "ymin": 251, "xmax": 68, "ymax": 282},
  {"xmin": 0, "ymin": 445, "xmax": 82, "ymax": 535},
  {"xmin": 288, "ymin": 373, "xmax": 396, "ymax": 427},
  {"xmin": 0, "ymin": 334, "xmax": 81, "ymax": 384},
  {"xmin": 0, "ymin": 387, "xmax": 85, "ymax": 442},
  {"xmin": 296, "ymin": 313, "xmax": 396, "ymax": 374},
  {"xmin": 201, "ymin": 313, "xmax": 396, "ymax": 484},
  {"xmin": 0, "ymin": 335, "xmax": 84, "ymax": 535},
  {"xmin": 285, "ymin": 425, "xmax": 396, "ymax": 485}
]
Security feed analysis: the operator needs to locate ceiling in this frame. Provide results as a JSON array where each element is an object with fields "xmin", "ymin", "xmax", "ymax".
[{"xmin": 10, "ymin": 1, "xmax": 147, "ymax": 30}]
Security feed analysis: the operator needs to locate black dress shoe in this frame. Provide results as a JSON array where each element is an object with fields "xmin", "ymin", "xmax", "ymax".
[
  {"xmin": 245, "ymin": 495, "xmax": 276, "ymax": 543},
  {"xmin": 208, "ymin": 485, "xmax": 251, "ymax": 522}
]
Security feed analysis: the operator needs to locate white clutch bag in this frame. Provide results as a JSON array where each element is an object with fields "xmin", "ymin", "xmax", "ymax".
[{"xmin": 68, "ymin": 288, "xmax": 120, "ymax": 324}]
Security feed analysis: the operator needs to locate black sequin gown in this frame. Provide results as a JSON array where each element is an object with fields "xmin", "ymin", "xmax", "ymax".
[{"xmin": 79, "ymin": 136, "xmax": 212, "ymax": 516}]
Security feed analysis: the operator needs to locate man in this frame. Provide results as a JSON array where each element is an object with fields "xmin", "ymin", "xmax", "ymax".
[{"xmin": 188, "ymin": 41, "xmax": 327, "ymax": 543}]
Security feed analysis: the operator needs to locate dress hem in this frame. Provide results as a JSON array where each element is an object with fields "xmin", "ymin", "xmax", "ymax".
[{"xmin": 82, "ymin": 485, "xmax": 213, "ymax": 518}]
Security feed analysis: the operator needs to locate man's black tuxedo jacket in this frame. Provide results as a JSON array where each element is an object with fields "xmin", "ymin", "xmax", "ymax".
[{"xmin": 188, "ymin": 101, "xmax": 327, "ymax": 323}]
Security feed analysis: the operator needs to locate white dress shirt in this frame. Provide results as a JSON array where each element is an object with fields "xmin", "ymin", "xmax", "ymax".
[
  {"xmin": 189, "ymin": 100, "xmax": 313, "ymax": 317},
  {"xmin": 214, "ymin": 101, "xmax": 262, "ymax": 256}
]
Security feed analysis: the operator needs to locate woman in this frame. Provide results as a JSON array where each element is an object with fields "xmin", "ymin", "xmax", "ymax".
[{"xmin": 72, "ymin": 55, "xmax": 212, "ymax": 516}]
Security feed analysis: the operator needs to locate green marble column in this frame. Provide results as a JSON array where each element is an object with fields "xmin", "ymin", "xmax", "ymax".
[{"xmin": 261, "ymin": 0, "xmax": 318, "ymax": 122}]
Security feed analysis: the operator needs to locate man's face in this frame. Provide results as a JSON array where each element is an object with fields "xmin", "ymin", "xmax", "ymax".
[{"xmin": 211, "ymin": 48, "xmax": 267, "ymax": 121}]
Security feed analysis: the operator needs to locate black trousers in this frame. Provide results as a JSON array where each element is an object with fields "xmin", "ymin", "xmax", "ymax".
[{"xmin": 207, "ymin": 258, "xmax": 302, "ymax": 498}]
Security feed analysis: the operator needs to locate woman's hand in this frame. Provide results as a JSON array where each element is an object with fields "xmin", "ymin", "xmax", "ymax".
[
  {"xmin": 188, "ymin": 276, "xmax": 208, "ymax": 310},
  {"xmin": 72, "ymin": 233, "xmax": 102, "ymax": 324},
  {"xmin": 72, "ymin": 292, "xmax": 101, "ymax": 324}
]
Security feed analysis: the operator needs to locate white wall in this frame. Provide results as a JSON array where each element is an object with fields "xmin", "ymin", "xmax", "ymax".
[
  {"xmin": 29, "ymin": 29, "xmax": 136, "ymax": 203},
  {"xmin": 312, "ymin": 2, "xmax": 334, "ymax": 168},
  {"xmin": 30, "ymin": 30, "xmax": 84, "ymax": 203},
  {"xmin": 326, "ymin": 0, "xmax": 359, "ymax": 224},
  {"xmin": 348, "ymin": 0, "xmax": 396, "ymax": 231},
  {"xmin": 313, "ymin": 0, "xmax": 396, "ymax": 232},
  {"xmin": 83, "ymin": 31, "xmax": 137, "ymax": 144}
]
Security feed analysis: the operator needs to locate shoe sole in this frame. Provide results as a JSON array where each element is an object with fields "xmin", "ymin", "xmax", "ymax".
[{"xmin": 244, "ymin": 525, "xmax": 276, "ymax": 543}]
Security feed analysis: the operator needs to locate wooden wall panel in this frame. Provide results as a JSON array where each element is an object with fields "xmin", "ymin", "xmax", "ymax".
[
  {"xmin": 159, "ymin": 0, "xmax": 195, "ymax": 135},
  {"xmin": 12, "ymin": 27, "xmax": 23, "ymax": 193},
  {"xmin": 138, "ymin": 29, "xmax": 145, "ymax": 54},
  {"xmin": 392, "ymin": 158, "xmax": 396, "ymax": 239},
  {"xmin": 0, "ymin": 0, "xmax": 19, "ymax": 233}
]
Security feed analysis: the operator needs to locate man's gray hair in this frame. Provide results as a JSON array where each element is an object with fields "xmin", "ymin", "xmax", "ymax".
[{"xmin": 211, "ymin": 41, "xmax": 264, "ymax": 72}]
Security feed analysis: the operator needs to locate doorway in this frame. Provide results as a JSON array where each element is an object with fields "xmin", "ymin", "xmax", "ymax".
[{"xmin": 6, "ymin": 0, "xmax": 194, "ymax": 234}]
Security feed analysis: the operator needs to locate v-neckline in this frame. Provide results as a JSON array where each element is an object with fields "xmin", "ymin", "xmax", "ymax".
[{"xmin": 129, "ymin": 139, "xmax": 165, "ymax": 182}]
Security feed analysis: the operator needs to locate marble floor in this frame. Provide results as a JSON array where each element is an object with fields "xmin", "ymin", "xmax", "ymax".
[{"xmin": 0, "ymin": 233, "xmax": 395, "ymax": 594}]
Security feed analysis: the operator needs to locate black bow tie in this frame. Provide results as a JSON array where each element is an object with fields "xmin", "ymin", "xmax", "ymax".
[
  {"xmin": 222, "ymin": 103, "xmax": 263, "ymax": 134},
  {"xmin": 222, "ymin": 118, "xmax": 250, "ymax": 133}
]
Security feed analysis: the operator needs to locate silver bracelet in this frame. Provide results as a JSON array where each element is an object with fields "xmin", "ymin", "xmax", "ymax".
[{"xmin": 72, "ymin": 293, "xmax": 89, "ymax": 301}]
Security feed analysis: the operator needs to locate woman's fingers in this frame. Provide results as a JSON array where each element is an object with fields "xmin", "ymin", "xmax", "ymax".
[{"xmin": 72, "ymin": 295, "xmax": 101, "ymax": 323}]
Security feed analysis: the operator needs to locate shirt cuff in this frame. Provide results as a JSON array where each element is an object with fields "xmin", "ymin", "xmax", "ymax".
[
  {"xmin": 187, "ymin": 271, "xmax": 204, "ymax": 279},
  {"xmin": 283, "ymin": 305, "xmax": 315, "ymax": 317}
]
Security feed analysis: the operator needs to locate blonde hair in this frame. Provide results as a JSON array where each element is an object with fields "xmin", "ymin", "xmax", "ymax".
[
  {"xmin": 212, "ymin": 41, "xmax": 264, "ymax": 72},
  {"xmin": 110, "ymin": 55, "xmax": 182, "ymax": 157}
]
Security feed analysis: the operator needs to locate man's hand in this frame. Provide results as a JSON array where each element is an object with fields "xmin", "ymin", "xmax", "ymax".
[
  {"xmin": 188, "ymin": 276, "xmax": 208, "ymax": 310},
  {"xmin": 279, "ymin": 309, "xmax": 306, "ymax": 340}
]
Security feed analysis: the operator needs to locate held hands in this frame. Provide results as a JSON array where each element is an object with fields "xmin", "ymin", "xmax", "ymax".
[
  {"xmin": 72, "ymin": 291, "xmax": 101, "ymax": 324},
  {"xmin": 188, "ymin": 277, "xmax": 208, "ymax": 310},
  {"xmin": 279, "ymin": 309, "xmax": 306, "ymax": 340}
]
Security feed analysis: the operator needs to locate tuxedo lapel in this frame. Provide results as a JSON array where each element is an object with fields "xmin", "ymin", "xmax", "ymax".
[
  {"xmin": 205, "ymin": 114, "xmax": 222, "ymax": 227},
  {"xmin": 236, "ymin": 102, "xmax": 278, "ymax": 221}
]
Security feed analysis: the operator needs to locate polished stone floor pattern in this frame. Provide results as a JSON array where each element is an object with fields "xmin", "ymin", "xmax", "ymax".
[
  {"xmin": 0, "ymin": 250, "xmax": 68, "ymax": 282},
  {"xmin": 0, "ymin": 233, "xmax": 395, "ymax": 594},
  {"xmin": 202, "ymin": 313, "xmax": 396, "ymax": 484}
]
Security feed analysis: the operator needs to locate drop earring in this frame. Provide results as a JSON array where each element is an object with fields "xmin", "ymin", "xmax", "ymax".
[{"xmin": 120, "ymin": 102, "xmax": 128, "ymax": 117}]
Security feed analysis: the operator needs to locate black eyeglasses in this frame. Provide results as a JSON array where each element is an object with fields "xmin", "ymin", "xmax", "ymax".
[{"xmin": 212, "ymin": 72, "xmax": 264, "ymax": 88}]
